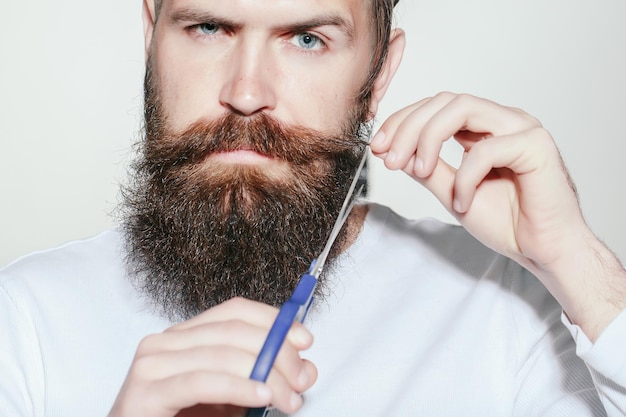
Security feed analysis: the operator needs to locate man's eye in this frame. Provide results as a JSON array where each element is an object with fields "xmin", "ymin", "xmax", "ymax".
[
  {"xmin": 291, "ymin": 33, "xmax": 325, "ymax": 51},
  {"xmin": 197, "ymin": 23, "xmax": 220, "ymax": 35}
]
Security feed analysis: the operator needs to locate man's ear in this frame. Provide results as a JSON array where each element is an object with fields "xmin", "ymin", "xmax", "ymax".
[
  {"xmin": 143, "ymin": 0, "xmax": 157, "ymax": 60},
  {"xmin": 367, "ymin": 29, "xmax": 406, "ymax": 118}
]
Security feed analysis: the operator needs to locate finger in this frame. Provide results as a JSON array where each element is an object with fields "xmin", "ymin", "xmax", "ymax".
[
  {"xmin": 132, "ymin": 346, "xmax": 311, "ymax": 414},
  {"xmin": 149, "ymin": 371, "xmax": 273, "ymax": 413},
  {"xmin": 170, "ymin": 297, "xmax": 313, "ymax": 349},
  {"xmin": 422, "ymin": 134, "xmax": 520, "ymax": 215},
  {"xmin": 452, "ymin": 136, "xmax": 518, "ymax": 214},
  {"xmin": 413, "ymin": 156, "xmax": 458, "ymax": 214},
  {"xmin": 140, "ymin": 320, "xmax": 261, "ymax": 355},
  {"xmin": 132, "ymin": 345, "xmax": 257, "ymax": 380},
  {"xmin": 372, "ymin": 93, "xmax": 458, "ymax": 172},
  {"xmin": 144, "ymin": 319, "xmax": 312, "ymax": 360},
  {"xmin": 452, "ymin": 127, "xmax": 559, "ymax": 213},
  {"xmin": 370, "ymin": 96, "xmax": 433, "ymax": 153},
  {"xmin": 384, "ymin": 93, "xmax": 457, "ymax": 171},
  {"xmin": 416, "ymin": 94, "xmax": 541, "ymax": 177},
  {"xmin": 171, "ymin": 298, "xmax": 278, "ymax": 330},
  {"xmin": 137, "ymin": 323, "xmax": 313, "ymax": 391},
  {"xmin": 242, "ymin": 359, "xmax": 316, "ymax": 413}
]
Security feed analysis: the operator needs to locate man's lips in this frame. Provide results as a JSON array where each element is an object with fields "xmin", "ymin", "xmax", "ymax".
[
  {"xmin": 207, "ymin": 149, "xmax": 275, "ymax": 165},
  {"xmin": 201, "ymin": 149, "xmax": 292, "ymax": 179}
]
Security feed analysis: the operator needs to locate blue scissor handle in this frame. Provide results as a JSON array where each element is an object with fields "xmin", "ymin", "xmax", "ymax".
[
  {"xmin": 246, "ymin": 272, "xmax": 318, "ymax": 417},
  {"xmin": 249, "ymin": 272, "xmax": 317, "ymax": 381}
]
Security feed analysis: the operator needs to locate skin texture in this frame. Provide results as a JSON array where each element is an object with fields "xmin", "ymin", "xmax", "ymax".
[{"xmin": 109, "ymin": 0, "xmax": 626, "ymax": 416}]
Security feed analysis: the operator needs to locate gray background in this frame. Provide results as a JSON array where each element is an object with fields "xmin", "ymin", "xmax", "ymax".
[{"xmin": 1, "ymin": 1, "xmax": 625, "ymax": 267}]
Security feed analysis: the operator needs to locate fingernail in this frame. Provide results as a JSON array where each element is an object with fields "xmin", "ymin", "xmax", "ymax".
[
  {"xmin": 291, "ymin": 392, "xmax": 303, "ymax": 409},
  {"xmin": 256, "ymin": 384, "xmax": 271, "ymax": 401},
  {"xmin": 386, "ymin": 151, "xmax": 397, "ymax": 164},
  {"xmin": 289, "ymin": 326, "xmax": 312, "ymax": 347},
  {"xmin": 415, "ymin": 157, "xmax": 424, "ymax": 174},
  {"xmin": 453, "ymin": 198, "xmax": 463, "ymax": 213},
  {"xmin": 371, "ymin": 131, "xmax": 385, "ymax": 146},
  {"xmin": 298, "ymin": 366, "xmax": 310, "ymax": 387}
]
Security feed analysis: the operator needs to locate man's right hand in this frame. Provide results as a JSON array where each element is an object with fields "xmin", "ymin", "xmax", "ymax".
[{"xmin": 108, "ymin": 297, "xmax": 317, "ymax": 417}]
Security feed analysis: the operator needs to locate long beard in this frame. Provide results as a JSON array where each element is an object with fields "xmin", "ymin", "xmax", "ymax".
[{"xmin": 120, "ymin": 63, "xmax": 369, "ymax": 321}]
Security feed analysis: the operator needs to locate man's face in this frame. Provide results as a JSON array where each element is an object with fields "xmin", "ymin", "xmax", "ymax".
[
  {"xmin": 123, "ymin": 0, "xmax": 391, "ymax": 320},
  {"xmin": 148, "ymin": 0, "xmax": 374, "ymax": 137}
]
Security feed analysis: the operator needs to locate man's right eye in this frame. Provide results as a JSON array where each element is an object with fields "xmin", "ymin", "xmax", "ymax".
[{"xmin": 196, "ymin": 23, "xmax": 219, "ymax": 35}]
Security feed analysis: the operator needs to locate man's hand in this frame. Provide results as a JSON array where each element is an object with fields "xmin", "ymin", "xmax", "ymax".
[
  {"xmin": 108, "ymin": 298, "xmax": 317, "ymax": 417},
  {"xmin": 371, "ymin": 92, "xmax": 626, "ymax": 340}
]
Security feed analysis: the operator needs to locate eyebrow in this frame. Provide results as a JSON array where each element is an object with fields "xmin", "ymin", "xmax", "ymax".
[
  {"xmin": 168, "ymin": 8, "xmax": 355, "ymax": 45},
  {"xmin": 169, "ymin": 8, "xmax": 239, "ymax": 28},
  {"xmin": 276, "ymin": 16, "xmax": 355, "ymax": 45}
]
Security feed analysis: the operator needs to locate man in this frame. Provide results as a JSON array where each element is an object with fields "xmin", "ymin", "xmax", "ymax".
[{"xmin": 1, "ymin": 0, "xmax": 625, "ymax": 416}]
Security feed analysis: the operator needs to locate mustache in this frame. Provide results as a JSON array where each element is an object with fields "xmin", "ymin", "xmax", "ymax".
[{"xmin": 142, "ymin": 112, "xmax": 368, "ymax": 171}]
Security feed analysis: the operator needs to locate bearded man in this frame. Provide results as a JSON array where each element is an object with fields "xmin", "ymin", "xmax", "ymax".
[{"xmin": 2, "ymin": 1, "xmax": 626, "ymax": 416}]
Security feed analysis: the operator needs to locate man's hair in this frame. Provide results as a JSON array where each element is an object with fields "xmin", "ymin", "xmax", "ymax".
[
  {"xmin": 152, "ymin": 0, "xmax": 397, "ymax": 117},
  {"xmin": 359, "ymin": 0, "xmax": 398, "ymax": 116}
]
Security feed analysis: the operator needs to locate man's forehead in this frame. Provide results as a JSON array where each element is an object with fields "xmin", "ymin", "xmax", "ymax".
[
  {"xmin": 154, "ymin": 0, "xmax": 390, "ymax": 7},
  {"xmin": 157, "ymin": 0, "xmax": 398, "ymax": 14},
  {"xmin": 160, "ymin": 0, "xmax": 373, "ymax": 38},
  {"xmin": 160, "ymin": 0, "xmax": 370, "ymax": 14}
]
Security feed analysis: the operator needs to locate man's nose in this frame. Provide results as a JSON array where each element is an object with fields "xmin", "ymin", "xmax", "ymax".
[{"xmin": 218, "ymin": 41, "xmax": 277, "ymax": 116}]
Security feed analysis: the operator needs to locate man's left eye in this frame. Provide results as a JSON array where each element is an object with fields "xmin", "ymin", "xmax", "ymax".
[
  {"xmin": 290, "ymin": 33, "xmax": 325, "ymax": 51},
  {"xmin": 197, "ymin": 23, "xmax": 220, "ymax": 35}
]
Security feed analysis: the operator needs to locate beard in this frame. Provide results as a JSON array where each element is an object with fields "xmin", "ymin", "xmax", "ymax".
[{"xmin": 120, "ymin": 61, "xmax": 370, "ymax": 321}]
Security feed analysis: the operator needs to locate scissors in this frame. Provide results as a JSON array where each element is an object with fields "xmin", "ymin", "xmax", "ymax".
[{"xmin": 246, "ymin": 150, "xmax": 368, "ymax": 417}]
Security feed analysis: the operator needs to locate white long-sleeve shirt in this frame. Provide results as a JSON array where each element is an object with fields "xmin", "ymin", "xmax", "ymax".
[{"xmin": 1, "ymin": 203, "xmax": 625, "ymax": 416}]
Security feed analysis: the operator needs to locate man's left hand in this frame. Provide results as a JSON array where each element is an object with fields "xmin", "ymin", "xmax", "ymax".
[{"xmin": 370, "ymin": 92, "xmax": 626, "ymax": 341}]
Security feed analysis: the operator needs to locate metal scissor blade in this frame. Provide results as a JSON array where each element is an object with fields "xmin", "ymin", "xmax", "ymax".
[
  {"xmin": 246, "ymin": 148, "xmax": 368, "ymax": 417},
  {"xmin": 309, "ymin": 150, "xmax": 367, "ymax": 278}
]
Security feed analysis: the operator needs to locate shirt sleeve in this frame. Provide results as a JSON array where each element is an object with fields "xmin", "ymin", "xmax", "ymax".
[
  {"xmin": 0, "ymin": 283, "xmax": 44, "ymax": 417},
  {"xmin": 562, "ymin": 309, "xmax": 626, "ymax": 416},
  {"xmin": 508, "ymin": 267, "xmax": 609, "ymax": 416}
]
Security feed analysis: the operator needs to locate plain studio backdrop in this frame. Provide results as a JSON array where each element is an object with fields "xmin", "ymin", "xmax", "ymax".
[{"xmin": 1, "ymin": 1, "xmax": 625, "ymax": 268}]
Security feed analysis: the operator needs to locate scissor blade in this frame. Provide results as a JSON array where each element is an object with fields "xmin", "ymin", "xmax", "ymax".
[
  {"xmin": 309, "ymin": 149, "xmax": 367, "ymax": 278},
  {"xmin": 246, "ymin": 149, "xmax": 368, "ymax": 417}
]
